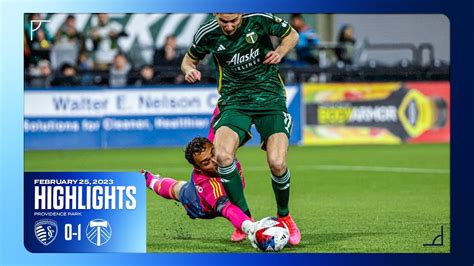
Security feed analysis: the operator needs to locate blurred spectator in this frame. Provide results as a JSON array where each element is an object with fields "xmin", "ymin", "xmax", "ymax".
[
  {"xmin": 29, "ymin": 59, "xmax": 53, "ymax": 88},
  {"xmin": 109, "ymin": 53, "xmax": 131, "ymax": 87},
  {"xmin": 25, "ymin": 14, "xmax": 53, "ymax": 66},
  {"xmin": 133, "ymin": 65, "xmax": 160, "ymax": 86},
  {"xmin": 76, "ymin": 51, "xmax": 95, "ymax": 86},
  {"xmin": 52, "ymin": 63, "xmax": 81, "ymax": 86},
  {"xmin": 153, "ymin": 35, "xmax": 184, "ymax": 83},
  {"xmin": 153, "ymin": 35, "xmax": 183, "ymax": 66},
  {"xmin": 90, "ymin": 14, "xmax": 122, "ymax": 70},
  {"xmin": 77, "ymin": 51, "xmax": 94, "ymax": 71},
  {"xmin": 335, "ymin": 24, "xmax": 356, "ymax": 65},
  {"xmin": 54, "ymin": 15, "xmax": 82, "ymax": 45},
  {"xmin": 51, "ymin": 14, "xmax": 82, "ymax": 69},
  {"xmin": 290, "ymin": 14, "xmax": 319, "ymax": 65}
]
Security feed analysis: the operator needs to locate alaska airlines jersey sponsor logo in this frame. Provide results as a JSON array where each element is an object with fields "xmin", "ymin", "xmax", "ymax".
[
  {"xmin": 227, "ymin": 48, "xmax": 260, "ymax": 66},
  {"xmin": 226, "ymin": 48, "xmax": 261, "ymax": 71}
]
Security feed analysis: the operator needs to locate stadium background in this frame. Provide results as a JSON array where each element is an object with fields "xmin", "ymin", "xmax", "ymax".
[{"xmin": 24, "ymin": 14, "xmax": 450, "ymax": 252}]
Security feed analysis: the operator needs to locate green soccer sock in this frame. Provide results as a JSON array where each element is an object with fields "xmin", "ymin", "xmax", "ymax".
[
  {"xmin": 271, "ymin": 169, "xmax": 291, "ymax": 217},
  {"xmin": 218, "ymin": 160, "xmax": 250, "ymax": 214}
]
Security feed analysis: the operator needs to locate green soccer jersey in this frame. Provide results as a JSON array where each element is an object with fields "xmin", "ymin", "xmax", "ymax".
[{"xmin": 187, "ymin": 13, "xmax": 292, "ymax": 111}]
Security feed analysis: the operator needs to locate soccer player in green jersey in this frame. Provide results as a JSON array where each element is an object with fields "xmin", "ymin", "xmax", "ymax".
[{"xmin": 181, "ymin": 13, "xmax": 301, "ymax": 245}]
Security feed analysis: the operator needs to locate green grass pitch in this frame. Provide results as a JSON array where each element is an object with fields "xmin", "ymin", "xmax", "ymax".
[{"xmin": 25, "ymin": 143, "xmax": 450, "ymax": 253}]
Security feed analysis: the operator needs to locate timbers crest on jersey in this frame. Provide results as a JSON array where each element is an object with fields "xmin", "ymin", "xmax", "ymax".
[{"xmin": 245, "ymin": 32, "xmax": 258, "ymax": 44}]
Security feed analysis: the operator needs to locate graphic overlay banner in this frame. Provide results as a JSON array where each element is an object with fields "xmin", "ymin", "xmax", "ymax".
[
  {"xmin": 24, "ymin": 86, "xmax": 301, "ymax": 149},
  {"xmin": 24, "ymin": 172, "xmax": 146, "ymax": 252},
  {"xmin": 303, "ymin": 82, "xmax": 450, "ymax": 145}
]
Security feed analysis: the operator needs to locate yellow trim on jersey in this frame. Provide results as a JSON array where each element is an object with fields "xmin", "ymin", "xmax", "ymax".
[
  {"xmin": 213, "ymin": 178, "xmax": 224, "ymax": 198},
  {"xmin": 278, "ymin": 73, "xmax": 287, "ymax": 96},
  {"xmin": 218, "ymin": 64, "xmax": 223, "ymax": 94},
  {"xmin": 214, "ymin": 55, "xmax": 223, "ymax": 94},
  {"xmin": 209, "ymin": 178, "xmax": 218, "ymax": 199},
  {"xmin": 215, "ymin": 180, "xmax": 220, "ymax": 198},
  {"xmin": 187, "ymin": 49, "xmax": 199, "ymax": 60},
  {"xmin": 211, "ymin": 178, "xmax": 223, "ymax": 198},
  {"xmin": 280, "ymin": 25, "xmax": 292, "ymax": 38},
  {"xmin": 214, "ymin": 179, "xmax": 223, "ymax": 197}
]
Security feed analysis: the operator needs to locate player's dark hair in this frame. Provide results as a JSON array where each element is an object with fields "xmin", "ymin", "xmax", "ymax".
[{"xmin": 185, "ymin": 137, "xmax": 212, "ymax": 167}]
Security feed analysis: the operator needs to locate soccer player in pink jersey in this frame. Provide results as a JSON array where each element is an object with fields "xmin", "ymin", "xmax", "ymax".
[
  {"xmin": 144, "ymin": 106, "xmax": 255, "ymax": 241},
  {"xmin": 143, "ymin": 136, "xmax": 255, "ymax": 242}
]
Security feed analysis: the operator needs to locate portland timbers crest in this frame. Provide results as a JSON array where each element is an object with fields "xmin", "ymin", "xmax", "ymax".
[
  {"xmin": 245, "ymin": 32, "xmax": 258, "ymax": 44},
  {"xmin": 35, "ymin": 219, "xmax": 58, "ymax": 246}
]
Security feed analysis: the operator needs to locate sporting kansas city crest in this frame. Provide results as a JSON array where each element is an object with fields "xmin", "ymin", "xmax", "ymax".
[
  {"xmin": 35, "ymin": 219, "xmax": 58, "ymax": 246},
  {"xmin": 245, "ymin": 32, "xmax": 258, "ymax": 44}
]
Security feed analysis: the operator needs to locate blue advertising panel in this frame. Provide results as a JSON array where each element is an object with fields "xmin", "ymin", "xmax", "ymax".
[{"xmin": 24, "ymin": 85, "xmax": 301, "ymax": 150}]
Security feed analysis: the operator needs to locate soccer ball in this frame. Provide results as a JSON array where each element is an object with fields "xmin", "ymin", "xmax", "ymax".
[{"xmin": 250, "ymin": 217, "xmax": 289, "ymax": 252}]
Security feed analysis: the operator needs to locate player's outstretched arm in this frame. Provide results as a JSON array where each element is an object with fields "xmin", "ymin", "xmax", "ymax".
[
  {"xmin": 263, "ymin": 28, "xmax": 299, "ymax": 65},
  {"xmin": 181, "ymin": 54, "xmax": 202, "ymax": 83}
]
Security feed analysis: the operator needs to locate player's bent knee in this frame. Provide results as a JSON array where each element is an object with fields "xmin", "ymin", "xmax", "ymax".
[
  {"xmin": 173, "ymin": 181, "xmax": 186, "ymax": 201},
  {"xmin": 268, "ymin": 158, "xmax": 287, "ymax": 176},
  {"xmin": 215, "ymin": 151, "xmax": 234, "ymax": 166}
]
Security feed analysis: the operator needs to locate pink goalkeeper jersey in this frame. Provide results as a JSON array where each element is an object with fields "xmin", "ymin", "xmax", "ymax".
[
  {"xmin": 191, "ymin": 161, "xmax": 244, "ymax": 216},
  {"xmin": 191, "ymin": 106, "xmax": 245, "ymax": 216},
  {"xmin": 206, "ymin": 106, "xmax": 219, "ymax": 143}
]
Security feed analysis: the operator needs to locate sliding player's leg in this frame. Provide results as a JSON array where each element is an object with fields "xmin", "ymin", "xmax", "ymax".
[
  {"xmin": 142, "ymin": 170, "xmax": 185, "ymax": 201},
  {"xmin": 143, "ymin": 169, "xmax": 209, "ymax": 220},
  {"xmin": 216, "ymin": 196, "xmax": 255, "ymax": 236},
  {"xmin": 143, "ymin": 169, "xmax": 256, "ymax": 239}
]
